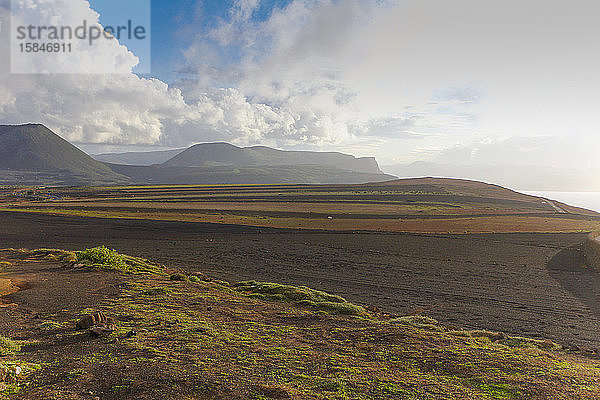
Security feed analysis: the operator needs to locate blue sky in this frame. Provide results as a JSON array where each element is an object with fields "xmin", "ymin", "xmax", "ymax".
[{"xmin": 88, "ymin": 0, "xmax": 293, "ymax": 81}]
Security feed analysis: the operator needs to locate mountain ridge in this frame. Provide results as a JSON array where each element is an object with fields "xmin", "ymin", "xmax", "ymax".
[
  {"xmin": 105, "ymin": 162, "xmax": 396, "ymax": 185},
  {"xmin": 164, "ymin": 142, "xmax": 383, "ymax": 174},
  {"xmin": 0, "ymin": 124, "xmax": 393, "ymax": 186}
]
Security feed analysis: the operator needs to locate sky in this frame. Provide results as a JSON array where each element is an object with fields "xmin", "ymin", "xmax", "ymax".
[{"xmin": 2, "ymin": 0, "xmax": 600, "ymax": 179}]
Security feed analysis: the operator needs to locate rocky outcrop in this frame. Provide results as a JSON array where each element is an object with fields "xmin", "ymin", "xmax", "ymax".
[{"xmin": 76, "ymin": 312, "xmax": 116, "ymax": 336}]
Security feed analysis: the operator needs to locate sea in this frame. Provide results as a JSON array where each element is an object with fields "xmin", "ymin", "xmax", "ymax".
[{"xmin": 521, "ymin": 191, "xmax": 600, "ymax": 213}]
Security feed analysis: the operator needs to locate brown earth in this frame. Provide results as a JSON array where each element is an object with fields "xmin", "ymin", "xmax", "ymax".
[
  {"xmin": 0, "ymin": 211, "xmax": 599, "ymax": 352},
  {"xmin": 3, "ymin": 249, "xmax": 600, "ymax": 399},
  {"xmin": 3, "ymin": 180, "xmax": 599, "ymax": 233}
]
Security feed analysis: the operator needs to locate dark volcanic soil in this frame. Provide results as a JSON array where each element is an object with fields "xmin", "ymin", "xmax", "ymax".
[{"xmin": 0, "ymin": 211, "xmax": 598, "ymax": 350}]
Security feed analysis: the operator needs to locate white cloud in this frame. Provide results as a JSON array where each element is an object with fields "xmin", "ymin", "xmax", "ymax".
[
  {"xmin": 9, "ymin": 0, "xmax": 139, "ymax": 73},
  {"xmin": 0, "ymin": 0, "xmax": 181, "ymax": 143},
  {"xmin": 182, "ymin": 0, "xmax": 600, "ymax": 163},
  {"xmin": 2, "ymin": 0, "xmax": 398, "ymax": 149},
  {"xmin": 434, "ymin": 136, "xmax": 600, "ymax": 170},
  {"xmin": 1, "ymin": 0, "xmax": 600, "ymax": 173},
  {"xmin": 180, "ymin": 0, "xmax": 486, "ymax": 149}
]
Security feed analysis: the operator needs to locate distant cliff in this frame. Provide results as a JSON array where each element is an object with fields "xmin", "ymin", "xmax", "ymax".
[{"xmin": 163, "ymin": 143, "xmax": 383, "ymax": 174}]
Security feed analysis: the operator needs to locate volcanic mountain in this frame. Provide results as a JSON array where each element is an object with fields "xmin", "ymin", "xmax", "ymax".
[
  {"xmin": 0, "ymin": 124, "xmax": 128, "ymax": 185},
  {"xmin": 0, "ymin": 124, "xmax": 394, "ymax": 185}
]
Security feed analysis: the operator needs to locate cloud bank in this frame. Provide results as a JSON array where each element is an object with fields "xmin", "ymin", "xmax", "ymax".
[
  {"xmin": 1, "ymin": 0, "xmax": 600, "ymax": 170},
  {"xmin": 0, "ymin": 0, "xmax": 464, "ymax": 151}
]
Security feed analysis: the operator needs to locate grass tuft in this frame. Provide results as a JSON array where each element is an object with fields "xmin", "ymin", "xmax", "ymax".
[
  {"xmin": 234, "ymin": 281, "xmax": 345, "ymax": 303},
  {"xmin": 0, "ymin": 337, "xmax": 20, "ymax": 356},
  {"xmin": 233, "ymin": 281, "xmax": 367, "ymax": 315},
  {"xmin": 169, "ymin": 273, "xmax": 188, "ymax": 281},
  {"xmin": 448, "ymin": 329, "xmax": 561, "ymax": 350},
  {"xmin": 37, "ymin": 321, "xmax": 63, "ymax": 331},
  {"xmin": 74, "ymin": 246, "xmax": 165, "ymax": 275},
  {"xmin": 297, "ymin": 300, "xmax": 367, "ymax": 315},
  {"xmin": 28, "ymin": 247, "xmax": 165, "ymax": 275},
  {"xmin": 30, "ymin": 248, "xmax": 77, "ymax": 263}
]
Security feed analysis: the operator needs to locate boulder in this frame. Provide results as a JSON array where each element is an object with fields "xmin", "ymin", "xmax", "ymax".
[{"xmin": 75, "ymin": 312, "xmax": 115, "ymax": 330}]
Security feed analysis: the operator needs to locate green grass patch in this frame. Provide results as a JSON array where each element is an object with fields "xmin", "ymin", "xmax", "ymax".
[
  {"xmin": 233, "ymin": 281, "xmax": 367, "ymax": 315},
  {"xmin": 0, "ymin": 337, "xmax": 20, "ymax": 356},
  {"xmin": 37, "ymin": 321, "xmax": 63, "ymax": 331},
  {"xmin": 448, "ymin": 329, "xmax": 560, "ymax": 350},
  {"xmin": 141, "ymin": 287, "xmax": 170, "ymax": 296},
  {"xmin": 468, "ymin": 379, "xmax": 521, "ymax": 399},
  {"xmin": 297, "ymin": 300, "xmax": 366, "ymax": 315},
  {"xmin": 0, "ymin": 361, "xmax": 42, "ymax": 400},
  {"xmin": 30, "ymin": 248, "xmax": 78, "ymax": 263},
  {"xmin": 75, "ymin": 246, "xmax": 165, "ymax": 275},
  {"xmin": 28, "ymin": 247, "xmax": 165, "ymax": 275}
]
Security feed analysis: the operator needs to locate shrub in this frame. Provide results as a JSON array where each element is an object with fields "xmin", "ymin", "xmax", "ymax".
[
  {"xmin": 74, "ymin": 246, "xmax": 164, "ymax": 275},
  {"xmin": 76, "ymin": 246, "xmax": 126, "ymax": 269}
]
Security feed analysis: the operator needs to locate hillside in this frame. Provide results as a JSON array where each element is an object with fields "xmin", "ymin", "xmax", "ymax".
[
  {"xmin": 93, "ymin": 149, "xmax": 185, "ymax": 166},
  {"xmin": 3, "ymin": 178, "xmax": 599, "ymax": 234},
  {"xmin": 371, "ymin": 177, "xmax": 600, "ymax": 215},
  {"xmin": 105, "ymin": 163, "xmax": 395, "ymax": 185},
  {"xmin": 1, "ymin": 247, "xmax": 600, "ymax": 399},
  {"xmin": 0, "ymin": 124, "xmax": 129, "ymax": 185},
  {"xmin": 372, "ymin": 177, "xmax": 569, "ymax": 203},
  {"xmin": 164, "ymin": 142, "xmax": 383, "ymax": 174}
]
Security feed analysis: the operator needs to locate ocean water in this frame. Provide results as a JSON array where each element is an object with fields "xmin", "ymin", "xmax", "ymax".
[{"xmin": 521, "ymin": 191, "xmax": 600, "ymax": 213}]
